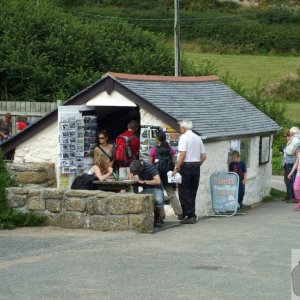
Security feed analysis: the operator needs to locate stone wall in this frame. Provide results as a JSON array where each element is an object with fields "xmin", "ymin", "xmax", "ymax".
[
  {"xmin": 5, "ymin": 188, "xmax": 154, "ymax": 233},
  {"xmin": 6, "ymin": 162, "xmax": 56, "ymax": 188}
]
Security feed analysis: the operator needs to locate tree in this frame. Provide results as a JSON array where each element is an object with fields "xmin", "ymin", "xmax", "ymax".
[{"xmin": 0, "ymin": 0, "xmax": 181, "ymax": 102}]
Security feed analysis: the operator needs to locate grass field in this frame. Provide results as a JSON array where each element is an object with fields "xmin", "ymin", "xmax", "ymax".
[
  {"xmin": 285, "ymin": 102, "xmax": 300, "ymax": 123},
  {"xmin": 185, "ymin": 51, "xmax": 300, "ymax": 89}
]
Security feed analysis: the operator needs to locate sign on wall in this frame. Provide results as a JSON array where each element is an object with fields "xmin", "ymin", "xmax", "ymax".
[{"xmin": 210, "ymin": 172, "xmax": 239, "ymax": 216}]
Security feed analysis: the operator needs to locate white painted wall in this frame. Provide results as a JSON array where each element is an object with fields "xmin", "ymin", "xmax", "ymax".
[
  {"xmin": 195, "ymin": 136, "xmax": 272, "ymax": 217},
  {"xmin": 140, "ymin": 108, "xmax": 164, "ymax": 126},
  {"xmin": 14, "ymin": 122, "xmax": 58, "ymax": 164},
  {"xmin": 85, "ymin": 90, "xmax": 137, "ymax": 107}
]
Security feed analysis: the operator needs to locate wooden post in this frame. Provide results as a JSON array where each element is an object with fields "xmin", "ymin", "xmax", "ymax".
[{"xmin": 174, "ymin": 0, "xmax": 181, "ymax": 77}]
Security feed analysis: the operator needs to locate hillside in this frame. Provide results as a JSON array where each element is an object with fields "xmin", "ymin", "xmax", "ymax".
[{"xmin": 58, "ymin": 0, "xmax": 300, "ymax": 55}]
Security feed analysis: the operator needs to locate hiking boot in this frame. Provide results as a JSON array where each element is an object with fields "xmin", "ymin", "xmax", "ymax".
[
  {"xmin": 154, "ymin": 207, "xmax": 162, "ymax": 227},
  {"xmin": 177, "ymin": 214, "xmax": 184, "ymax": 220},
  {"xmin": 154, "ymin": 221, "xmax": 162, "ymax": 228},
  {"xmin": 180, "ymin": 217, "xmax": 197, "ymax": 224}
]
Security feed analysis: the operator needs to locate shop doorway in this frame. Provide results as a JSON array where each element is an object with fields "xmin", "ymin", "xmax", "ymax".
[{"xmin": 93, "ymin": 106, "xmax": 140, "ymax": 141}]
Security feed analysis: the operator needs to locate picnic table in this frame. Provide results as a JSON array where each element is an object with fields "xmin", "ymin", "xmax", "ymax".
[{"xmin": 92, "ymin": 179, "xmax": 137, "ymax": 192}]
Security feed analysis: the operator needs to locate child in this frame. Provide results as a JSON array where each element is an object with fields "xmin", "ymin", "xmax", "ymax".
[
  {"xmin": 229, "ymin": 150, "xmax": 247, "ymax": 209},
  {"xmin": 16, "ymin": 116, "xmax": 27, "ymax": 132},
  {"xmin": 288, "ymin": 145, "xmax": 300, "ymax": 210}
]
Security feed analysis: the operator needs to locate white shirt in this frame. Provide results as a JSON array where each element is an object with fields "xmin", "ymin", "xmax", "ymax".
[{"xmin": 178, "ymin": 130, "xmax": 206, "ymax": 162}]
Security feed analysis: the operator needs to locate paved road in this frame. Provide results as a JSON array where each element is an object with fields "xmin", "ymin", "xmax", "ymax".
[
  {"xmin": 0, "ymin": 200, "xmax": 299, "ymax": 300},
  {"xmin": 271, "ymin": 175, "xmax": 286, "ymax": 192}
]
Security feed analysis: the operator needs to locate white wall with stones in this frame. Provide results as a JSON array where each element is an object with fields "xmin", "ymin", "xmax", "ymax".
[{"xmin": 12, "ymin": 106, "xmax": 273, "ymax": 217}]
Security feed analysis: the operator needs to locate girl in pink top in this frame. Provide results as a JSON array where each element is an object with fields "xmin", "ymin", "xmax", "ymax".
[{"xmin": 288, "ymin": 146, "xmax": 300, "ymax": 210}]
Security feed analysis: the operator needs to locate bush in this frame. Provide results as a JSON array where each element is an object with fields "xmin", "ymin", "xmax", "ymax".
[
  {"xmin": 0, "ymin": 151, "xmax": 46, "ymax": 229},
  {"xmin": 0, "ymin": 0, "xmax": 205, "ymax": 103},
  {"xmin": 267, "ymin": 72, "xmax": 300, "ymax": 102},
  {"xmin": 64, "ymin": 3, "xmax": 300, "ymax": 55}
]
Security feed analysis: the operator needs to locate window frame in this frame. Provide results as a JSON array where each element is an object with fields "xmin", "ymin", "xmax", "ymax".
[
  {"xmin": 229, "ymin": 137, "xmax": 252, "ymax": 168},
  {"xmin": 259, "ymin": 135, "xmax": 271, "ymax": 165}
]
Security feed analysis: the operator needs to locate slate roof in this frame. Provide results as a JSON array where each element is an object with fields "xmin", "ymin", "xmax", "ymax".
[
  {"xmin": 110, "ymin": 73, "xmax": 279, "ymax": 139},
  {"xmin": 0, "ymin": 72, "xmax": 279, "ymax": 155}
]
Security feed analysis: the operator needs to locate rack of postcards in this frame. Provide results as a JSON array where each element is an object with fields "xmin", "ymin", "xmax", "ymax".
[
  {"xmin": 59, "ymin": 112, "xmax": 85, "ymax": 174},
  {"xmin": 83, "ymin": 115, "xmax": 98, "ymax": 159}
]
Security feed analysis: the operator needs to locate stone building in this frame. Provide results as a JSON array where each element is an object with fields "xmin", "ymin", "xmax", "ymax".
[{"xmin": 1, "ymin": 72, "xmax": 279, "ymax": 217}]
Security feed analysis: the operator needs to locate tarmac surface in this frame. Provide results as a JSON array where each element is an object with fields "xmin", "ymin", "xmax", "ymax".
[
  {"xmin": 271, "ymin": 175, "xmax": 286, "ymax": 193},
  {"xmin": 0, "ymin": 191, "xmax": 299, "ymax": 300}
]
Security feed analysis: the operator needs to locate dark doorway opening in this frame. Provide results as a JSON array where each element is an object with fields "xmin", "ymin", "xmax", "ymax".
[{"xmin": 95, "ymin": 106, "xmax": 140, "ymax": 141}]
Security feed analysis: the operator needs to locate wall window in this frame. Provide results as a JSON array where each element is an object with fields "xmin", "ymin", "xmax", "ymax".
[
  {"xmin": 259, "ymin": 136, "xmax": 271, "ymax": 164},
  {"xmin": 240, "ymin": 138, "xmax": 251, "ymax": 168},
  {"xmin": 229, "ymin": 137, "xmax": 251, "ymax": 168}
]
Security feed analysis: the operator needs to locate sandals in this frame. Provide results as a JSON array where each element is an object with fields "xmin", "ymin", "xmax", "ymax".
[{"xmin": 293, "ymin": 203, "xmax": 300, "ymax": 211}]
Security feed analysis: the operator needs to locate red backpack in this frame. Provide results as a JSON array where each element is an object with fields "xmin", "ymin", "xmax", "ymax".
[{"xmin": 114, "ymin": 135, "xmax": 137, "ymax": 166}]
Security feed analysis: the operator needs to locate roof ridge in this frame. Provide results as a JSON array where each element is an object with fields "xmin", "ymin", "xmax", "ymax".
[{"xmin": 104, "ymin": 72, "xmax": 219, "ymax": 82}]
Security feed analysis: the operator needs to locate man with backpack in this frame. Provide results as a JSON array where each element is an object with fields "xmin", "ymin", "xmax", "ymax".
[
  {"xmin": 114, "ymin": 120, "xmax": 140, "ymax": 179},
  {"xmin": 148, "ymin": 131, "xmax": 183, "ymax": 220}
]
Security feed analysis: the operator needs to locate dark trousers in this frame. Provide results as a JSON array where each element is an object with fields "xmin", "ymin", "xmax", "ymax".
[
  {"xmin": 238, "ymin": 184, "xmax": 245, "ymax": 204},
  {"xmin": 178, "ymin": 163, "xmax": 200, "ymax": 218},
  {"xmin": 284, "ymin": 164, "xmax": 295, "ymax": 198}
]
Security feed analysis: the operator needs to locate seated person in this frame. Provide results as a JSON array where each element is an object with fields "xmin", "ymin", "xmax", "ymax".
[
  {"xmin": 0, "ymin": 113, "xmax": 12, "ymax": 143},
  {"xmin": 88, "ymin": 155, "xmax": 114, "ymax": 181},
  {"xmin": 148, "ymin": 131, "xmax": 183, "ymax": 220},
  {"xmin": 94, "ymin": 130, "xmax": 114, "ymax": 166},
  {"xmin": 129, "ymin": 159, "xmax": 164, "ymax": 228}
]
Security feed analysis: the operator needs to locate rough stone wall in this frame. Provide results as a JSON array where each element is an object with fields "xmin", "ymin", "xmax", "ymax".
[
  {"xmin": 5, "ymin": 188, "xmax": 154, "ymax": 233},
  {"xmin": 6, "ymin": 162, "xmax": 56, "ymax": 188}
]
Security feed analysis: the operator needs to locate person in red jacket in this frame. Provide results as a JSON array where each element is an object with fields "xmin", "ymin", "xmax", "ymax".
[
  {"xmin": 121, "ymin": 120, "xmax": 140, "ymax": 159},
  {"xmin": 116, "ymin": 120, "xmax": 140, "ymax": 180}
]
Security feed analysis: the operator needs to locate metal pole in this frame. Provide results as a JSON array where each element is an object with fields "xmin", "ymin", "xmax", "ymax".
[{"xmin": 174, "ymin": 0, "xmax": 181, "ymax": 76}]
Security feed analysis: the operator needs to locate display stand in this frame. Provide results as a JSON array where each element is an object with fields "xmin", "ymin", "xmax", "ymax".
[
  {"xmin": 209, "ymin": 172, "xmax": 241, "ymax": 217},
  {"xmin": 57, "ymin": 106, "xmax": 96, "ymax": 188}
]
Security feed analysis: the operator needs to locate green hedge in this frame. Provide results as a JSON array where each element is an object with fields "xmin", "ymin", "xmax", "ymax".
[
  {"xmin": 1, "ymin": 0, "xmax": 208, "ymax": 103},
  {"xmin": 0, "ymin": 151, "xmax": 46, "ymax": 229},
  {"xmin": 66, "ymin": 3, "xmax": 300, "ymax": 54}
]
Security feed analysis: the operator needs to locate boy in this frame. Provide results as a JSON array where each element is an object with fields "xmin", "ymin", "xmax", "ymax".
[{"xmin": 229, "ymin": 150, "xmax": 247, "ymax": 209}]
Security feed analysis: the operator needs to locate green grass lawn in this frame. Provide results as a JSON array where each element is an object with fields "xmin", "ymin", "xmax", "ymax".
[
  {"xmin": 285, "ymin": 102, "xmax": 300, "ymax": 123},
  {"xmin": 184, "ymin": 51, "xmax": 300, "ymax": 89}
]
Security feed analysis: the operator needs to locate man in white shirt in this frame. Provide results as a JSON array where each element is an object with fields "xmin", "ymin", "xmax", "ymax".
[{"xmin": 173, "ymin": 120, "xmax": 206, "ymax": 224}]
